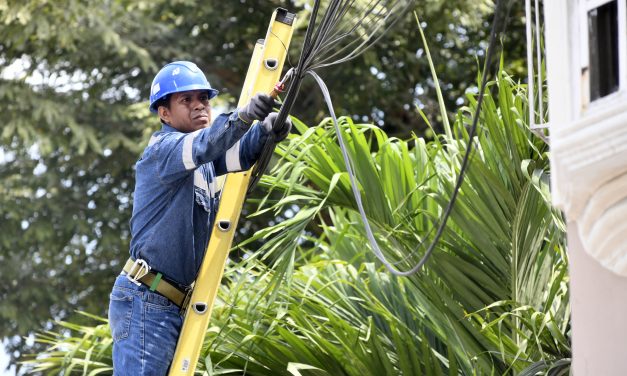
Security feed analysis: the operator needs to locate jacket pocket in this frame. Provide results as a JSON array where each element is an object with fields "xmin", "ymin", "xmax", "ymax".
[{"xmin": 108, "ymin": 287, "xmax": 133, "ymax": 342}]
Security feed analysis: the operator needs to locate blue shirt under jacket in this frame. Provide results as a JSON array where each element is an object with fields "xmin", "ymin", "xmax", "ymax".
[{"xmin": 129, "ymin": 111, "xmax": 269, "ymax": 287}]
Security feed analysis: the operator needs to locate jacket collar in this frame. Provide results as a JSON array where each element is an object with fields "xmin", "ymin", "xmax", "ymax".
[{"xmin": 161, "ymin": 123, "xmax": 178, "ymax": 133}]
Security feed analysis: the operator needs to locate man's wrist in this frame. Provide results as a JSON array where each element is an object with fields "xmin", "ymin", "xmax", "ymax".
[
  {"xmin": 232, "ymin": 110, "xmax": 254, "ymax": 128},
  {"xmin": 237, "ymin": 110, "xmax": 253, "ymax": 125}
]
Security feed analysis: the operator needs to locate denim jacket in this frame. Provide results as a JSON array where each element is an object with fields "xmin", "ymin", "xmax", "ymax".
[{"xmin": 129, "ymin": 111, "xmax": 269, "ymax": 287}]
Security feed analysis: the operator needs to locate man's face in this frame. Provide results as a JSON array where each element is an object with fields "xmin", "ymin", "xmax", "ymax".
[{"xmin": 158, "ymin": 90, "xmax": 212, "ymax": 132}]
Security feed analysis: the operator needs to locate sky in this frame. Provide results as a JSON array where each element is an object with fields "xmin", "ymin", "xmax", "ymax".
[{"xmin": 0, "ymin": 342, "xmax": 16, "ymax": 376}]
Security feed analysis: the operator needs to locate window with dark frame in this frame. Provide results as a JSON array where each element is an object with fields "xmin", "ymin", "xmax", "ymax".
[{"xmin": 588, "ymin": 0, "xmax": 619, "ymax": 101}]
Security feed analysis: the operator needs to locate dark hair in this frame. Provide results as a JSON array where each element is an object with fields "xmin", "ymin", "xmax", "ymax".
[{"xmin": 154, "ymin": 95, "xmax": 171, "ymax": 124}]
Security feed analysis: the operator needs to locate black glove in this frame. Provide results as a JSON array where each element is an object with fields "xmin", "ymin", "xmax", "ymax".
[
  {"xmin": 238, "ymin": 93, "xmax": 277, "ymax": 124},
  {"xmin": 262, "ymin": 112, "xmax": 292, "ymax": 142}
]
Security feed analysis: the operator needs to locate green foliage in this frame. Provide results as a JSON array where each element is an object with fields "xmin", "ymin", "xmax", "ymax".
[
  {"xmin": 24, "ymin": 72, "xmax": 569, "ymax": 375},
  {"xmin": 200, "ymin": 260, "xmax": 459, "ymax": 376},
  {"xmin": 228, "ymin": 70, "xmax": 568, "ymax": 374},
  {"xmin": 21, "ymin": 312, "xmax": 112, "ymax": 375}
]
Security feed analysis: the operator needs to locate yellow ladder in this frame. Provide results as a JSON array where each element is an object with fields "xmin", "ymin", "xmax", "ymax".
[{"xmin": 168, "ymin": 8, "xmax": 295, "ymax": 376}]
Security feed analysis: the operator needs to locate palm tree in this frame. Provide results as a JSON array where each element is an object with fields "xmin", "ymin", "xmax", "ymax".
[{"xmin": 208, "ymin": 68, "xmax": 569, "ymax": 375}]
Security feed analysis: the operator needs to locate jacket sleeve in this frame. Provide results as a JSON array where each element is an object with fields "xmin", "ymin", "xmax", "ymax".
[
  {"xmin": 213, "ymin": 121, "xmax": 271, "ymax": 176},
  {"xmin": 152, "ymin": 112, "xmax": 250, "ymax": 184}
]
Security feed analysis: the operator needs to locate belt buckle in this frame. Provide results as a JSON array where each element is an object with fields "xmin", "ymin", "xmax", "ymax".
[{"xmin": 126, "ymin": 258, "xmax": 151, "ymax": 286}]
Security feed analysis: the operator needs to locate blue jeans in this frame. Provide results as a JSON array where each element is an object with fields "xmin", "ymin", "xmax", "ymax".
[{"xmin": 108, "ymin": 274, "xmax": 183, "ymax": 376}]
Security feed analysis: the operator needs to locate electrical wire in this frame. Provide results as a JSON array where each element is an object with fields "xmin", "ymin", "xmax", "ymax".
[
  {"xmin": 249, "ymin": 0, "xmax": 513, "ymax": 276},
  {"xmin": 310, "ymin": 0, "xmax": 512, "ymax": 275},
  {"xmin": 248, "ymin": 0, "xmax": 413, "ymax": 191}
]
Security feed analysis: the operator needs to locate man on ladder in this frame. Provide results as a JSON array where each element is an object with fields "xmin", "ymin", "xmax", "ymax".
[{"xmin": 107, "ymin": 60, "xmax": 291, "ymax": 375}]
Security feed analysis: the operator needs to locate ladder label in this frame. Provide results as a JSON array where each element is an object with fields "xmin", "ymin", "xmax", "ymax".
[{"xmin": 181, "ymin": 358, "xmax": 190, "ymax": 372}]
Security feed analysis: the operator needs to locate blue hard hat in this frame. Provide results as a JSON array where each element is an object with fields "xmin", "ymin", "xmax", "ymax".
[{"xmin": 149, "ymin": 61, "xmax": 219, "ymax": 113}]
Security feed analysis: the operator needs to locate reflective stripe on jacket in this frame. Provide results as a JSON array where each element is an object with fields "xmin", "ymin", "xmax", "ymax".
[{"xmin": 129, "ymin": 111, "xmax": 269, "ymax": 286}]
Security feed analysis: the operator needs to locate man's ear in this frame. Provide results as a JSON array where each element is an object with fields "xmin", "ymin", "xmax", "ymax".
[{"xmin": 158, "ymin": 105, "xmax": 171, "ymax": 124}]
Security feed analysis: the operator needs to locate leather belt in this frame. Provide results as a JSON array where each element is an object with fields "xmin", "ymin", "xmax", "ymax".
[{"xmin": 122, "ymin": 258, "xmax": 190, "ymax": 308}]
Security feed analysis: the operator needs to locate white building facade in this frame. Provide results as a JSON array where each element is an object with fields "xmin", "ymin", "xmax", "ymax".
[{"xmin": 544, "ymin": 0, "xmax": 627, "ymax": 373}]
